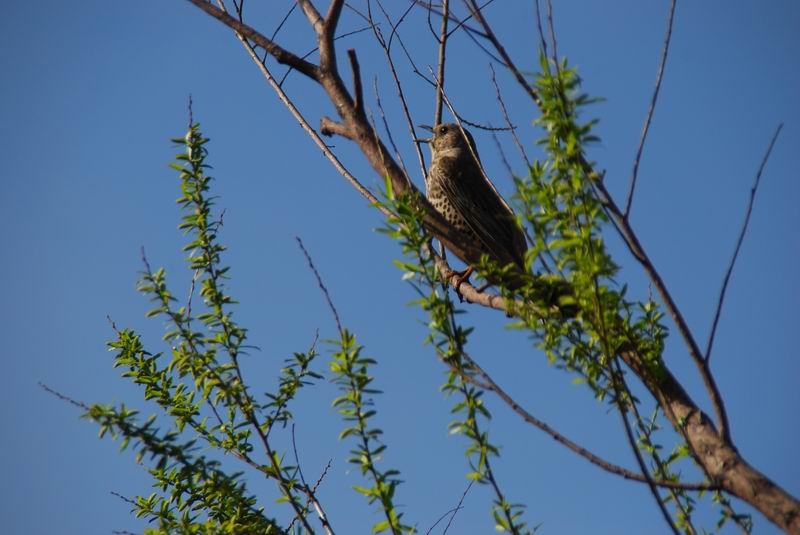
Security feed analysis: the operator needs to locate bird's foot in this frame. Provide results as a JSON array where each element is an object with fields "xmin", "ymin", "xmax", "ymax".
[{"xmin": 445, "ymin": 267, "xmax": 474, "ymax": 301}]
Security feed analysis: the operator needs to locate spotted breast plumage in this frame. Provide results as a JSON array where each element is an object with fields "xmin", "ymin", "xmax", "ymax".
[{"xmin": 420, "ymin": 123, "xmax": 528, "ymax": 273}]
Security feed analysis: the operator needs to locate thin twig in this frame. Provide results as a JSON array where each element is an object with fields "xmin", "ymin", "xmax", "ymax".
[
  {"xmin": 447, "ymin": 0, "xmax": 496, "ymax": 39},
  {"xmin": 230, "ymin": 13, "xmax": 387, "ymax": 214},
  {"xmin": 434, "ymin": 0, "xmax": 450, "ymax": 125},
  {"xmin": 410, "ymin": 0, "xmax": 489, "ymax": 40},
  {"xmin": 187, "ymin": 0, "xmax": 319, "ymax": 80},
  {"xmin": 270, "ymin": 2, "xmax": 297, "ymax": 41},
  {"xmin": 278, "ymin": 25, "xmax": 373, "ymax": 87},
  {"xmin": 296, "ymin": 237, "xmax": 343, "ymax": 336},
  {"xmin": 458, "ymin": 355, "xmax": 716, "ymax": 492},
  {"xmin": 489, "ymin": 63, "xmax": 531, "ymax": 169},
  {"xmin": 624, "ymin": 0, "xmax": 677, "ymax": 219},
  {"xmin": 623, "ymin": 369, "xmax": 698, "ymax": 535},
  {"xmin": 705, "ymin": 123, "xmax": 783, "ymax": 364},
  {"xmin": 544, "ymin": 0, "xmax": 558, "ymax": 66},
  {"xmin": 607, "ymin": 363, "xmax": 681, "ymax": 535},
  {"xmin": 490, "ymin": 128, "xmax": 514, "ymax": 178},
  {"xmin": 288, "ymin": 424, "xmax": 336, "ymax": 535},
  {"xmin": 39, "ymin": 382, "xmax": 89, "ymax": 410},
  {"xmin": 442, "ymin": 480, "xmax": 474, "ymax": 534},
  {"xmin": 533, "ymin": 0, "xmax": 548, "ymax": 56},
  {"xmin": 363, "ymin": 0, "xmax": 428, "ymax": 183},
  {"xmin": 462, "ymin": 0, "xmax": 540, "ymax": 103},
  {"xmin": 373, "ymin": 77, "xmax": 410, "ymax": 181},
  {"xmin": 110, "ymin": 491, "xmax": 138, "ymax": 507},
  {"xmin": 592, "ymin": 176, "xmax": 731, "ymax": 443}
]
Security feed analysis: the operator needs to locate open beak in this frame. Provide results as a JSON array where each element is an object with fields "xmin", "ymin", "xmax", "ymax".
[{"xmin": 414, "ymin": 124, "xmax": 433, "ymax": 143}]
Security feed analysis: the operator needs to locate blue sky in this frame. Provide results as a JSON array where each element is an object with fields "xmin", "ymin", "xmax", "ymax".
[{"xmin": 1, "ymin": 2, "xmax": 798, "ymax": 534}]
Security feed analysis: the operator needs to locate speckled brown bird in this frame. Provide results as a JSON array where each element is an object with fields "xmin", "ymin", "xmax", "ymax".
[{"xmin": 418, "ymin": 123, "xmax": 528, "ymax": 277}]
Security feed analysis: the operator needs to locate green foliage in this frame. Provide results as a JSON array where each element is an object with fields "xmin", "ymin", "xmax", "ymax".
[
  {"xmin": 88, "ymin": 403, "xmax": 278, "ymax": 534},
  {"xmin": 379, "ymin": 185, "xmax": 534, "ymax": 534},
  {"xmin": 330, "ymin": 329, "xmax": 415, "ymax": 534},
  {"xmin": 86, "ymin": 124, "xmax": 324, "ymax": 534},
  {"xmin": 378, "ymin": 53, "xmax": 751, "ymax": 535},
  {"xmin": 78, "ymin": 53, "xmax": 755, "ymax": 534}
]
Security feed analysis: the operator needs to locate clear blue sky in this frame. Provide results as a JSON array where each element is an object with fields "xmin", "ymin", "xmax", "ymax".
[{"xmin": 2, "ymin": 2, "xmax": 798, "ymax": 534}]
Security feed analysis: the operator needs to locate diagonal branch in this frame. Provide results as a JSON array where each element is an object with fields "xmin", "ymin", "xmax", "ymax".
[
  {"xmin": 489, "ymin": 63, "xmax": 531, "ymax": 169},
  {"xmin": 186, "ymin": 3, "xmax": 800, "ymax": 530},
  {"xmin": 458, "ymin": 355, "xmax": 716, "ymax": 492},
  {"xmin": 359, "ymin": 0, "xmax": 427, "ymax": 183},
  {"xmin": 591, "ymin": 175, "xmax": 731, "ymax": 444},
  {"xmin": 462, "ymin": 0, "xmax": 541, "ymax": 104},
  {"xmin": 463, "ymin": 0, "xmax": 731, "ymax": 447},
  {"xmin": 187, "ymin": 0, "xmax": 320, "ymax": 80},
  {"xmin": 607, "ymin": 362, "xmax": 680, "ymax": 535},
  {"xmin": 705, "ymin": 123, "xmax": 783, "ymax": 364},
  {"xmin": 624, "ymin": 0, "xmax": 677, "ymax": 219},
  {"xmin": 296, "ymin": 236, "xmax": 344, "ymax": 337}
]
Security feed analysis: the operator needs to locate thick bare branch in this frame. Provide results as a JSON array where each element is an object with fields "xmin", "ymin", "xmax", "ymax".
[
  {"xmin": 463, "ymin": 2, "xmax": 729, "ymax": 444},
  {"xmin": 359, "ymin": 1, "xmax": 427, "ymax": 182},
  {"xmin": 347, "ymin": 49, "xmax": 364, "ymax": 117},
  {"xmin": 325, "ymin": 0, "xmax": 345, "ymax": 30},
  {"xmin": 187, "ymin": 3, "xmax": 800, "ymax": 531},
  {"xmin": 187, "ymin": 0, "xmax": 320, "ymax": 80},
  {"xmin": 618, "ymin": 343, "xmax": 800, "ymax": 534},
  {"xmin": 456, "ymin": 6, "xmax": 800, "ymax": 530},
  {"xmin": 297, "ymin": 0, "xmax": 323, "ymax": 29},
  {"xmin": 592, "ymin": 176, "xmax": 731, "ymax": 444}
]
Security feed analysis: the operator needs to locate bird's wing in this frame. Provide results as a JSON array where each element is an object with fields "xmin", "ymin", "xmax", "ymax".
[{"xmin": 436, "ymin": 155, "xmax": 527, "ymax": 269}]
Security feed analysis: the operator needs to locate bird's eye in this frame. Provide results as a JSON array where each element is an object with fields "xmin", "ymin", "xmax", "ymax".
[{"xmin": 439, "ymin": 126, "xmax": 447, "ymax": 134}]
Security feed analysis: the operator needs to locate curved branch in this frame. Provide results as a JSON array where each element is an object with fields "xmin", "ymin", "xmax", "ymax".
[
  {"xmin": 705, "ymin": 123, "xmax": 783, "ymax": 364},
  {"xmin": 459, "ymin": 356, "xmax": 717, "ymax": 492}
]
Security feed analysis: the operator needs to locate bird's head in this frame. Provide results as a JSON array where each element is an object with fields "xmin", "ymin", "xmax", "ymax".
[{"xmin": 416, "ymin": 123, "xmax": 477, "ymax": 159}]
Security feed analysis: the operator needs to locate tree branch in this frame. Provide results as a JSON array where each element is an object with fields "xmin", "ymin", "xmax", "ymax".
[
  {"xmin": 624, "ymin": 0, "xmax": 677, "ymax": 219},
  {"xmin": 592, "ymin": 176, "xmax": 731, "ymax": 444},
  {"xmin": 433, "ymin": 0, "xmax": 450, "ymax": 125},
  {"xmin": 705, "ymin": 123, "xmax": 783, "ymax": 364},
  {"xmin": 489, "ymin": 63, "xmax": 531, "ymax": 169},
  {"xmin": 458, "ymin": 355, "xmax": 716, "ymax": 492},
  {"xmin": 186, "ymin": 3, "xmax": 800, "ymax": 531},
  {"xmin": 347, "ymin": 49, "xmax": 364, "ymax": 117},
  {"xmin": 186, "ymin": 0, "xmax": 320, "ymax": 80}
]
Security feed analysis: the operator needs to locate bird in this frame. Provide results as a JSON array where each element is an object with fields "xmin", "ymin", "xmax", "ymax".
[{"xmin": 417, "ymin": 123, "xmax": 528, "ymax": 287}]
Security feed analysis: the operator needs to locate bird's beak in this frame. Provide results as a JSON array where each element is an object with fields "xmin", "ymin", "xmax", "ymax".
[{"xmin": 415, "ymin": 124, "xmax": 433, "ymax": 143}]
